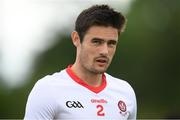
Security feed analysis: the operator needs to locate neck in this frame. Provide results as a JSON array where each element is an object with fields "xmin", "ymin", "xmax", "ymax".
[{"xmin": 71, "ymin": 64, "xmax": 103, "ymax": 87}]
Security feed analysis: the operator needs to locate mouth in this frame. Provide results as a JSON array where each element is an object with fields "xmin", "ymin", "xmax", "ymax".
[
  {"xmin": 95, "ymin": 57, "xmax": 109, "ymax": 66},
  {"xmin": 96, "ymin": 59, "xmax": 107, "ymax": 63}
]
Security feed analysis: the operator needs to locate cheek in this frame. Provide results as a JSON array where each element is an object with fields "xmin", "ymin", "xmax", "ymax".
[
  {"xmin": 80, "ymin": 46, "xmax": 94, "ymax": 59},
  {"xmin": 109, "ymin": 48, "xmax": 116, "ymax": 56},
  {"xmin": 85, "ymin": 46, "xmax": 97, "ymax": 55}
]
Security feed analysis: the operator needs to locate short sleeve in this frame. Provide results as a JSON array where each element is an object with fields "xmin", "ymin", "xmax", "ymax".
[{"xmin": 24, "ymin": 78, "xmax": 57, "ymax": 120}]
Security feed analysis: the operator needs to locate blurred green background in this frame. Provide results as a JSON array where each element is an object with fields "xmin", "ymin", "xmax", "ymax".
[{"xmin": 0, "ymin": 0, "xmax": 180, "ymax": 118}]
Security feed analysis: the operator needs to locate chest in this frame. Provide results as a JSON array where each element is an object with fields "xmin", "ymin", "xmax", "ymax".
[{"xmin": 54, "ymin": 86, "xmax": 132, "ymax": 119}]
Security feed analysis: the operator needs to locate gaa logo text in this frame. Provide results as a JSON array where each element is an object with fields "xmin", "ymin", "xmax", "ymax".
[{"xmin": 66, "ymin": 101, "xmax": 84, "ymax": 108}]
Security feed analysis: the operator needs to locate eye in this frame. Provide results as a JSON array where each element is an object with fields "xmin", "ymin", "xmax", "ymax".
[
  {"xmin": 107, "ymin": 40, "xmax": 117, "ymax": 47},
  {"xmin": 91, "ymin": 38, "xmax": 103, "ymax": 45},
  {"xmin": 93, "ymin": 40, "xmax": 101, "ymax": 44}
]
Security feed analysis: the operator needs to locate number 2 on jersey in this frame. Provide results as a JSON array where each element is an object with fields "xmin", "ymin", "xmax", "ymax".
[{"xmin": 96, "ymin": 105, "xmax": 105, "ymax": 116}]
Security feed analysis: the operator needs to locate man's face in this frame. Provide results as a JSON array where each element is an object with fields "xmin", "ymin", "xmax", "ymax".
[{"xmin": 79, "ymin": 26, "xmax": 118, "ymax": 74}]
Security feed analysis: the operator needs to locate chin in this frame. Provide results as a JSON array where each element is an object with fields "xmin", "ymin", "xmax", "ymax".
[
  {"xmin": 89, "ymin": 65, "xmax": 108, "ymax": 74},
  {"xmin": 94, "ymin": 68, "xmax": 107, "ymax": 74}
]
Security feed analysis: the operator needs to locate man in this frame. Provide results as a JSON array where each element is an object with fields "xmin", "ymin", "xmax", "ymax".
[{"xmin": 24, "ymin": 4, "xmax": 137, "ymax": 119}]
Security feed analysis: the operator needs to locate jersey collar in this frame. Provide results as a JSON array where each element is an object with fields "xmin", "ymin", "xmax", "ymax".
[{"xmin": 66, "ymin": 65, "xmax": 107, "ymax": 94}]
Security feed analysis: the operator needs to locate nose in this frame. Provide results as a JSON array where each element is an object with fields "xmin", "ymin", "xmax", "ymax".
[{"xmin": 99, "ymin": 43, "xmax": 108, "ymax": 56}]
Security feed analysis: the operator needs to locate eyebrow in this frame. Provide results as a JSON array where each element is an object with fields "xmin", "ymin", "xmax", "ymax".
[
  {"xmin": 92, "ymin": 37, "xmax": 104, "ymax": 41},
  {"xmin": 92, "ymin": 37, "xmax": 117, "ymax": 42}
]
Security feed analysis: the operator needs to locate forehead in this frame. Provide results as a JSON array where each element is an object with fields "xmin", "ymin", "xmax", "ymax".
[{"xmin": 85, "ymin": 26, "xmax": 119, "ymax": 41}]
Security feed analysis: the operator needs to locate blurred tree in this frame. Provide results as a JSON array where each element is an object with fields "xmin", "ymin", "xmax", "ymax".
[
  {"xmin": 0, "ymin": 34, "xmax": 75, "ymax": 118},
  {"xmin": 32, "ymin": 34, "xmax": 75, "ymax": 80}
]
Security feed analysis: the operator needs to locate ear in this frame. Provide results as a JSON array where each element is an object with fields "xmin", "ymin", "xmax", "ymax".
[{"xmin": 71, "ymin": 31, "xmax": 81, "ymax": 47}]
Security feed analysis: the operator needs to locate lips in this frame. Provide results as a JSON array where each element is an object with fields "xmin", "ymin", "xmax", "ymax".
[
  {"xmin": 96, "ymin": 59, "xmax": 107, "ymax": 63},
  {"xmin": 95, "ymin": 57, "xmax": 109, "ymax": 64}
]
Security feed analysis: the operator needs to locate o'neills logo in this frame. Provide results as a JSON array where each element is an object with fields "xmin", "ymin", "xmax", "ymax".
[
  {"xmin": 118, "ymin": 100, "xmax": 126, "ymax": 112},
  {"xmin": 91, "ymin": 99, "xmax": 107, "ymax": 104}
]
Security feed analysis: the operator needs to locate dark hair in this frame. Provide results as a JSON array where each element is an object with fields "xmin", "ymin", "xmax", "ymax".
[{"xmin": 75, "ymin": 4, "xmax": 126, "ymax": 42}]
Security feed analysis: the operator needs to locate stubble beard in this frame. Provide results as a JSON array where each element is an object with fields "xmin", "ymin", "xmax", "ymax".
[
  {"xmin": 83, "ymin": 64, "xmax": 107, "ymax": 74},
  {"xmin": 80, "ymin": 58, "xmax": 111, "ymax": 74}
]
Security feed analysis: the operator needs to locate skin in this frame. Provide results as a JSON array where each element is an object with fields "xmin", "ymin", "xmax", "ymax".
[{"xmin": 71, "ymin": 26, "xmax": 119, "ymax": 87}]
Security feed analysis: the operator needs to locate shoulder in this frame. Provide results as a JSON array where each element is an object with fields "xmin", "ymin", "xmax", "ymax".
[
  {"xmin": 24, "ymin": 70, "xmax": 67, "ymax": 119},
  {"xmin": 29, "ymin": 69, "xmax": 69, "ymax": 98},
  {"xmin": 105, "ymin": 73, "xmax": 137, "ymax": 119},
  {"xmin": 35, "ymin": 69, "xmax": 68, "ymax": 88},
  {"xmin": 105, "ymin": 73, "xmax": 136, "ymax": 95}
]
